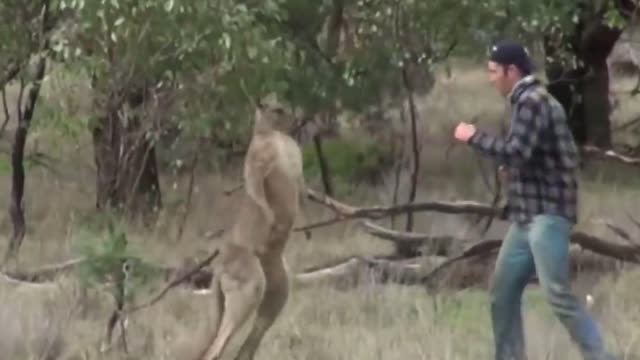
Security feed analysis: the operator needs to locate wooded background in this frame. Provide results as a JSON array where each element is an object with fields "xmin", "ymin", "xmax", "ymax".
[{"xmin": 1, "ymin": 1, "xmax": 640, "ymax": 359}]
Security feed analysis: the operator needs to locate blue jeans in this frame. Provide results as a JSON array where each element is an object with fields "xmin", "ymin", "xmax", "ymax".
[{"xmin": 490, "ymin": 214, "xmax": 613, "ymax": 360}]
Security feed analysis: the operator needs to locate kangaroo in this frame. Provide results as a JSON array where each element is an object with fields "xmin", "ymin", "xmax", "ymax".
[{"xmin": 197, "ymin": 95, "xmax": 305, "ymax": 360}]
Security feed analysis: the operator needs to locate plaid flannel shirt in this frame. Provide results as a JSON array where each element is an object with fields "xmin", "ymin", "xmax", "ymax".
[{"xmin": 468, "ymin": 75, "xmax": 580, "ymax": 224}]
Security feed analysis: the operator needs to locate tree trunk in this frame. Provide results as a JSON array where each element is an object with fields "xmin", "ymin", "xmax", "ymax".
[
  {"xmin": 3, "ymin": 0, "xmax": 51, "ymax": 265},
  {"xmin": 544, "ymin": 16, "xmax": 622, "ymax": 149},
  {"xmin": 312, "ymin": 133, "xmax": 334, "ymax": 196},
  {"xmin": 325, "ymin": 0, "xmax": 344, "ymax": 60},
  {"xmin": 544, "ymin": 55, "xmax": 587, "ymax": 146},
  {"xmin": 398, "ymin": 65, "xmax": 421, "ymax": 258},
  {"xmin": 92, "ymin": 91, "xmax": 161, "ymax": 223},
  {"xmin": 5, "ymin": 55, "xmax": 47, "ymax": 264},
  {"xmin": 581, "ymin": 25, "xmax": 621, "ymax": 149},
  {"xmin": 8, "ymin": 115, "xmax": 28, "ymax": 263},
  {"xmin": 583, "ymin": 61, "xmax": 613, "ymax": 148}
]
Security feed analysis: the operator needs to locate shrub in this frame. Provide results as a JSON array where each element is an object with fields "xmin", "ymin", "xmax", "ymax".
[{"xmin": 302, "ymin": 136, "xmax": 394, "ymax": 195}]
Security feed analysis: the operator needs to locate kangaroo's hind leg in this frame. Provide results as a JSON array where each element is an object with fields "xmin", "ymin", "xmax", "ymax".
[
  {"xmin": 199, "ymin": 253, "xmax": 266, "ymax": 360},
  {"xmin": 233, "ymin": 255, "xmax": 289, "ymax": 360}
]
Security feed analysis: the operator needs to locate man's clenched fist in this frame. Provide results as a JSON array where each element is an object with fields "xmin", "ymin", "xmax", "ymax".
[{"xmin": 453, "ymin": 122, "xmax": 476, "ymax": 142}]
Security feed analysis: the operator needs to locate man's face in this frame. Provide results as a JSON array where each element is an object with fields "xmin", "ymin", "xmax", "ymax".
[{"xmin": 487, "ymin": 61, "xmax": 516, "ymax": 97}]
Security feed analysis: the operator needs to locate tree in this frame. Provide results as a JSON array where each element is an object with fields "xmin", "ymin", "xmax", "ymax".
[
  {"xmin": 543, "ymin": 0, "xmax": 637, "ymax": 149},
  {"xmin": 0, "ymin": 0, "xmax": 55, "ymax": 264},
  {"xmin": 32, "ymin": 0, "xmax": 636, "ymax": 225},
  {"xmin": 52, "ymin": 0, "xmax": 296, "ymax": 221},
  {"xmin": 466, "ymin": 0, "xmax": 638, "ymax": 149}
]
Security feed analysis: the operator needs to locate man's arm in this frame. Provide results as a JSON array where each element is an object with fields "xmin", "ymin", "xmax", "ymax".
[{"xmin": 467, "ymin": 98, "xmax": 547, "ymax": 168}]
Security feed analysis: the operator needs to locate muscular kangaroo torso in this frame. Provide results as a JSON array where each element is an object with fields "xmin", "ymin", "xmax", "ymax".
[{"xmin": 230, "ymin": 131, "xmax": 303, "ymax": 256}]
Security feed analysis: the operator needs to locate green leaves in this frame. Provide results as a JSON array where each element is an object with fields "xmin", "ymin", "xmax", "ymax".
[
  {"xmin": 2, "ymin": 0, "xmax": 633, "ymax": 174},
  {"xmin": 603, "ymin": 5, "xmax": 627, "ymax": 29},
  {"xmin": 47, "ymin": 0, "xmax": 613, "ymax": 142},
  {"xmin": 0, "ymin": 1, "xmax": 49, "ymax": 86},
  {"xmin": 71, "ymin": 213, "xmax": 163, "ymax": 300},
  {"xmin": 0, "ymin": 155, "xmax": 10, "ymax": 176},
  {"xmin": 302, "ymin": 136, "xmax": 393, "ymax": 195}
]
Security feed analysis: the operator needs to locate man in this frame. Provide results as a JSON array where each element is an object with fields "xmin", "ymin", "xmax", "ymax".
[{"xmin": 453, "ymin": 39, "xmax": 614, "ymax": 360}]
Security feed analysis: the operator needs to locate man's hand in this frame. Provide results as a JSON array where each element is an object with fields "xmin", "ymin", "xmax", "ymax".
[{"xmin": 454, "ymin": 122, "xmax": 477, "ymax": 142}]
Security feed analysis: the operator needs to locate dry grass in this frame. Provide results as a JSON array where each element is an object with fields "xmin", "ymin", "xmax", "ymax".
[{"xmin": 0, "ymin": 63, "xmax": 639, "ymax": 359}]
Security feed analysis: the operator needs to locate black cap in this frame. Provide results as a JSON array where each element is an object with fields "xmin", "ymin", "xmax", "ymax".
[{"xmin": 488, "ymin": 39, "xmax": 535, "ymax": 75}]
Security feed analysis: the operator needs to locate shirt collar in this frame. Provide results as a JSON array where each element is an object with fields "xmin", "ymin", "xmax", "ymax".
[{"xmin": 508, "ymin": 74, "xmax": 538, "ymax": 104}]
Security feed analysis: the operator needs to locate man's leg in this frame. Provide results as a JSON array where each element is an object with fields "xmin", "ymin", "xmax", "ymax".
[
  {"xmin": 491, "ymin": 222, "xmax": 536, "ymax": 360},
  {"xmin": 529, "ymin": 214, "xmax": 613, "ymax": 360}
]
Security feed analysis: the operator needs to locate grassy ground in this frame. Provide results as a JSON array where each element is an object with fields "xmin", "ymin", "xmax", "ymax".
[{"xmin": 0, "ymin": 63, "xmax": 639, "ymax": 359}]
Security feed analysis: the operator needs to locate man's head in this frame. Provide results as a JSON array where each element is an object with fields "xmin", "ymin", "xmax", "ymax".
[{"xmin": 487, "ymin": 39, "xmax": 535, "ymax": 97}]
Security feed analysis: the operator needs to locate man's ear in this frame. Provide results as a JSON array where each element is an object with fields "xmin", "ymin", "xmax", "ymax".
[
  {"xmin": 507, "ymin": 64, "xmax": 522, "ymax": 78},
  {"xmin": 502, "ymin": 65, "xmax": 509, "ymax": 76}
]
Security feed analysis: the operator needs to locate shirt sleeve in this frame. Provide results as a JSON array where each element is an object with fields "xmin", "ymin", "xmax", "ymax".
[{"xmin": 467, "ymin": 98, "xmax": 547, "ymax": 168}]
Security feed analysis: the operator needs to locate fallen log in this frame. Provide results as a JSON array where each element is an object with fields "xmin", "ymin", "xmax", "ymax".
[
  {"xmin": 360, "ymin": 219, "xmax": 640, "ymax": 262},
  {"xmin": 293, "ymin": 200, "xmax": 640, "ymax": 291},
  {"xmin": 293, "ymin": 255, "xmax": 445, "ymax": 289},
  {"xmin": 6, "ymin": 186, "xmax": 640, "ymax": 299},
  {"xmin": 582, "ymin": 145, "xmax": 640, "ymax": 167},
  {"xmin": 361, "ymin": 221, "xmax": 639, "ymax": 284},
  {"xmin": 0, "ymin": 255, "xmax": 214, "ymax": 291},
  {"xmin": 301, "ymin": 188, "xmax": 640, "ymax": 263},
  {"xmin": 0, "ymin": 272, "xmax": 62, "ymax": 290},
  {"xmin": 122, "ymin": 249, "xmax": 219, "ymax": 315},
  {"xmin": 297, "ymin": 188, "xmax": 498, "ymax": 233},
  {"xmin": 359, "ymin": 220, "xmax": 472, "ymax": 256},
  {"xmin": 571, "ymin": 231, "xmax": 640, "ymax": 262},
  {"xmin": 2, "ymin": 257, "xmax": 89, "ymax": 283},
  {"xmin": 293, "ymin": 245, "xmax": 632, "ymax": 291},
  {"xmin": 0, "ymin": 229, "xmax": 228, "ymax": 288}
]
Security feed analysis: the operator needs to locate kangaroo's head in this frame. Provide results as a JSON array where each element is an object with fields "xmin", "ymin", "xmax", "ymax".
[{"xmin": 253, "ymin": 93, "xmax": 294, "ymax": 134}]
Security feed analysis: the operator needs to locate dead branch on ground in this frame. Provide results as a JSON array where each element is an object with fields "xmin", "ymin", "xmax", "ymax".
[
  {"xmin": 0, "ymin": 253, "xmax": 214, "ymax": 290},
  {"xmin": 293, "ymin": 244, "xmax": 627, "ymax": 291},
  {"xmin": 359, "ymin": 220, "xmax": 466, "ymax": 256},
  {"xmin": 223, "ymin": 185, "xmax": 640, "ymax": 272},
  {"xmin": 122, "ymin": 249, "xmax": 220, "ymax": 315},
  {"xmin": 223, "ymin": 183, "xmax": 243, "ymax": 196},
  {"xmin": 296, "ymin": 187, "xmax": 498, "ymax": 232},
  {"xmin": 360, "ymin": 218, "xmax": 640, "ymax": 261},
  {"xmin": 293, "ymin": 187, "xmax": 640, "ymax": 289},
  {"xmin": 582, "ymin": 145, "xmax": 640, "ymax": 166},
  {"xmin": 7, "ymin": 177, "xmax": 640, "ymax": 309}
]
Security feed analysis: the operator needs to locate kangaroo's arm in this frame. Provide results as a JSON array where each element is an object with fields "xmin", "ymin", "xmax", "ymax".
[{"xmin": 244, "ymin": 139, "xmax": 276, "ymax": 225}]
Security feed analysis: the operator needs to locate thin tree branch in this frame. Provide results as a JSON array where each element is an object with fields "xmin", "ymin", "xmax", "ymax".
[
  {"xmin": 223, "ymin": 183, "xmax": 243, "ymax": 196},
  {"xmin": 176, "ymin": 138, "xmax": 203, "ymax": 242},
  {"xmin": 297, "ymin": 187, "xmax": 498, "ymax": 231},
  {"xmin": 0, "ymin": 88, "xmax": 10, "ymax": 138},
  {"xmin": 400, "ymin": 65, "xmax": 420, "ymax": 235},
  {"xmin": 301, "ymin": 189, "xmax": 640, "ymax": 264},
  {"xmin": 120, "ymin": 249, "xmax": 219, "ymax": 315},
  {"xmin": 582, "ymin": 145, "xmax": 640, "ymax": 165},
  {"xmin": 612, "ymin": 114, "xmax": 640, "ymax": 132}
]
